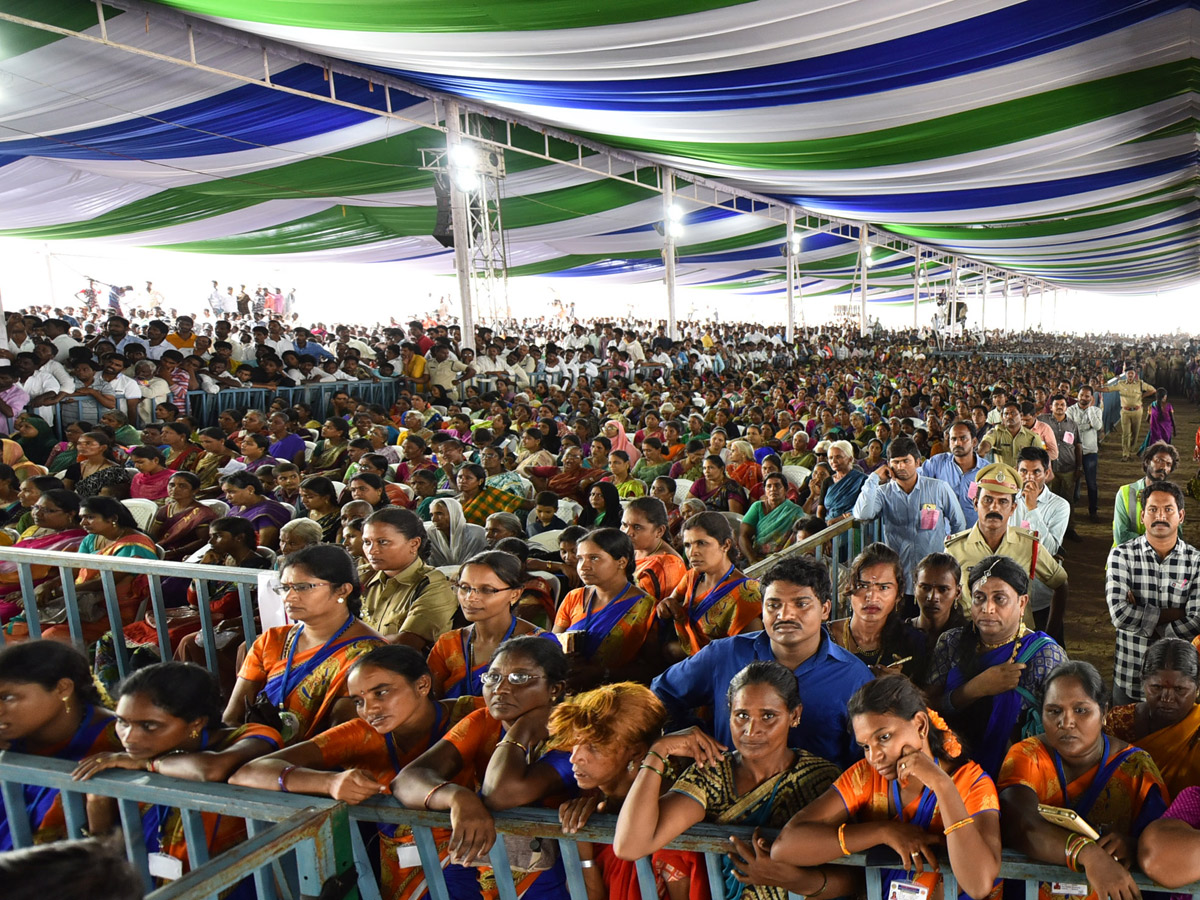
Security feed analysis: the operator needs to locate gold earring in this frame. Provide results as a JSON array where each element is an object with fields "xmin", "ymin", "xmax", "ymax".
[
  {"xmin": 190, "ymin": 727, "xmax": 201, "ymax": 739},
  {"xmin": 62, "ymin": 696, "xmax": 71, "ymax": 716}
]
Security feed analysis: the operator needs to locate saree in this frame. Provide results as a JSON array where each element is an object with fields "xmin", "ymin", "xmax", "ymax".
[
  {"xmin": 1105, "ymin": 701, "xmax": 1200, "ymax": 798},
  {"xmin": 0, "ymin": 704, "xmax": 121, "ymax": 849},
  {"xmin": 688, "ymin": 477, "xmax": 747, "ymax": 513},
  {"xmin": 835, "ymin": 757, "xmax": 1001, "ymax": 900},
  {"xmin": 441, "ymin": 707, "xmax": 578, "ymax": 900},
  {"xmin": 726, "ymin": 461, "xmax": 761, "ymax": 492},
  {"xmin": 40, "ymin": 531, "xmax": 158, "ymax": 644},
  {"xmin": 425, "ymin": 497, "xmax": 487, "ymax": 567},
  {"xmin": 2, "ymin": 438, "xmax": 48, "ymax": 482},
  {"xmin": 231, "ymin": 497, "xmax": 293, "ymax": 536},
  {"xmin": 165, "ymin": 443, "xmax": 202, "ymax": 474},
  {"xmin": 529, "ymin": 465, "xmax": 605, "ymax": 504},
  {"xmin": 742, "ymin": 499, "xmax": 803, "ymax": 557},
  {"xmin": 131, "ymin": 467, "xmax": 176, "ymax": 501},
  {"xmin": 998, "ymin": 736, "xmax": 1169, "ymax": 900},
  {"xmin": 672, "ymin": 750, "xmax": 841, "ymax": 900},
  {"xmin": 140, "ymin": 724, "xmax": 281, "ymax": 892},
  {"xmin": 427, "ymin": 621, "xmax": 550, "ymax": 699},
  {"xmin": 554, "ymin": 584, "xmax": 657, "ymax": 669},
  {"xmin": 310, "ymin": 439, "xmax": 349, "ymax": 477},
  {"xmin": 604, "ymin": 419, "xmax": 641, "ymax": 464},
  {"xmin": 311, "ymin": 697, "xmax": 481, "ymax": 900},
  {"xmin": 635, "ymin": 551, "xmax": 688, "ymax": 602},
  {"xmin": 822, "ymin": 468, "xmax": 867, "ymax": 518},
  {"xmin": 239, "ymin": 622, "xmax": 384, "ymax": 743},
  {"xmin": 941, "ymin": 629, "xmax": 1063, "ymax": 778},
  {"xmin": 0, "ymin": 526, "xmax": 87, "ymax": 611},
  {"xmin": 673, "ymin": 567, "xmax": 762, "ymax": 657},
  {"xmin": 155, "ymin": 502, "xmax": 218, "ymax": 554},
  {"xmin": 46, "ymin": 441, "xmax": 80, "ymax": 474},
  {"xmin": 194, "ymin": 451, "xmax": 227, "ymax": 490},
  {"xmin": 460, "ymin": 484, "xmax": 523, "ymax": 527}
]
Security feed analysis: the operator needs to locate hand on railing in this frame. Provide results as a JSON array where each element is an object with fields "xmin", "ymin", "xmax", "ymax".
[{"xmin": 447, "ymin": 790, "xmax": 497, "ymax": 866}]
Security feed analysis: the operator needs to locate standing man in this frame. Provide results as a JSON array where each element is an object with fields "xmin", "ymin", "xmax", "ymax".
[
  {"xmin": 851, "ymin": 435, "xmax": 966, "ymax": 594},
  {"xmin": 1102, "ymin": 366, "xmax": 1155, "ymax": 461},
  {"xmin": 944, "ymin": 463, "xmax": 1069, "ymax": 642},
  {"xmin": 1041, "ymin": 394, "xmax": 1082, "ymax": 540},
  {"xmin": 1066, "ymin": 384, "xmax": 1104, "ymax": 523},
  {"xmin": 979, "ymin": 401, "xmax": 1044, "ymax": 468},
  {"xmin": 920, "ymin": 419, "xmax": 989, "ymax": 528},
  {"xmin": 1106, "ymin": 480, "xmax": 1200, "ymax": 704},
  {"xmin": 1113, "ymin": 441, "xmax": 1178, "ymax": 547},
  {"xmin": 651, "ymin": 555, "xmax": 873, "ymax": 768}
]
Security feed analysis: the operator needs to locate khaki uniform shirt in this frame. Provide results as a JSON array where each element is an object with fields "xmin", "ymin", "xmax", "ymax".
[
  {"xmin": 359, "ymin": 558, "xmax": 456, "ymax": 643},
  {"xmin": 1116, "ymin": 379, "xmax": 1153, "ymax": 410},
  {"xmin": 981, "ymin": 425, "xmax": 1045, "ymax": 468},
  {"xmin": 944, "ymin": 523, "xmax": 1068, "ymax": 605}
]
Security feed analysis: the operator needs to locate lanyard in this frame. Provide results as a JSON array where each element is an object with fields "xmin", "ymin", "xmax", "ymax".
[
  {"xmin": 890, "ymin": 778, "xmax": 938, "ymax": 827},
  {"xmin": 583, "ymin": 581, "xmax": 633, "ymax": 621},
  {"xmin": 385, "ymin": 703, "xmax": 444, "ymax": 773},
  {"xmin": 688, "ymin": 563, "xmax": 737, "ymax": 611},
  {"xmin": 463, "ymin": 616, "xmax": 519, "ymax": 681},
  {"xmin": 277, "ymin": 616, "xmax": 354, "ymax": 710}
]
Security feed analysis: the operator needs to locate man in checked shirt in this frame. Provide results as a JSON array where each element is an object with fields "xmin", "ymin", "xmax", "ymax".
[{"xmin": 1106, "ymin": 479, "xmax": 1200, "ymax": 705}]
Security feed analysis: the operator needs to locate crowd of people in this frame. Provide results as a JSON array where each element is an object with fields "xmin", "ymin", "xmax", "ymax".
[{"xmin": 2, "ymin": 296, "xmax": 1200, "ymax": 900}]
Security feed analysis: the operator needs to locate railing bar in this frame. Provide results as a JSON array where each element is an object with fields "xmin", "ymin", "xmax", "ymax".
[
  {"xmin": 100, "ymin": 568, "xmax": 130, "ymax": 680},
  {"xmin": 246, "ymin": 818, "xmax": 281, "ymax": 900},
  {"xmin": 237, "ymin": 582, "xmax": 258, "ymax": 649},
  {"xmin": 59, "ymin": 564, "xmax": 84, "ymax": 649},
  {"xmin": 118, "ymin": 795, "xmax": 155, "ymax": 894},
  {"xmin": 1025, "ymin": 877, "xmax": 1039, "ymax": 900},
  {"xmin": 558, "ymin": 837, "xmax": 588, "ymax": 899},
  {"xmin": 348, "ymin": 821, "xmax": 384, "ymax": 900},
  {"xmin": 411, "ymin": 823, "xmax": 451, "ymax": 900},
  {"xmin": 17, "ymin": 562, "xmax": 41, "ymax": 639},
  {"xmin": 62, "ymin": 787, "xmax": 88, "ymax": 839},
  {"xmin": 488, "ymin": 835, "xmax": 521, "ymax": 900},
  {"xmin": 148, "ymin": 573, "xmax": 171, "ymax": 660},
  {"xmin": 865, "ymin": 864, "xmax": 882, "ymax": 900},
  {"xmin": 180, "ymin": 806, "xmax": 210, "ymax": 870},
  {"xmin": 194, "ymin": 579, "xmax": 218, "ymax": 680},
  {"xmin": 634, "ymin": 855, "xmax": 659, "ymax": 900},
  {"xmin": 0, "ymin": 779, "xmax": 34, "ymax": 847},
  {"xmin": 943, "ymin": 869, "xmax": 958, "ymax": 900},
  {"xmin": 705, "ymin": 850, "xmax": 727, "ymax": 900}
]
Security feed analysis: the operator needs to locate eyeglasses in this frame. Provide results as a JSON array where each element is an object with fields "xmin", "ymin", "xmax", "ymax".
[
  {"xmin": 453, "ymin": 583, "xmax": 516, "ymax": 598},
  {"xmin": 272, "ymin": 581, "xmax": 333, "ymax": 595},
  {"xmin": 479, "ymin": 671, "xmax": 544, "ymax": 687},
  {"xmin": 854, "ymin": 581, "xmax": 897, "ymax": 595}
]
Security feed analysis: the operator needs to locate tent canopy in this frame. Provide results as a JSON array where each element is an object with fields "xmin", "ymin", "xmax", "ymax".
[{"xmin": 0, "ymin": 0, "xmax": 1194, "ymax": 296}]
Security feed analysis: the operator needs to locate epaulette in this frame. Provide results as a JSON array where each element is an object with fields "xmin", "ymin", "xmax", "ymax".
[{"xmin": 944, "ymin": 530, "xmax": 970, "ymax": 547}]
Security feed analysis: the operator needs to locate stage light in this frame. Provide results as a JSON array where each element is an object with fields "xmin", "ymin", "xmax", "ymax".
[
  {"xmin": 667, "ymin": 205, "xmax": 684, "ymax": 222},
  {"xmin": 449, "ymin": 143, "xmax": 477, "ymax": 170},
  {"xmin": 667, "ymin": 221, "xmax": 685, "ymax": 238},
  {"xmin": 452, "ymin": 168, "xmax": 478, "ymax": 193}
]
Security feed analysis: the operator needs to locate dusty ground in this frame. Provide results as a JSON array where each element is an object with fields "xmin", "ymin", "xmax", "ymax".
[{"xmin": 1060, "ymin": 400, "xmax": 1195, "ymax": 679}]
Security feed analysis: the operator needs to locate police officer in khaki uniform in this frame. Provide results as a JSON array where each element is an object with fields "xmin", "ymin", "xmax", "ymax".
[
  {"xmin": 944, "ymin": 462, "xmax": 1069, "ymax": 644},
  {"xmin": 978, "ymin": 401, "xmax": 1045, "ymax": 468},
  {"xmin": 1100, "ymin": 366, "xmax": 1155, "ymax": 461}
]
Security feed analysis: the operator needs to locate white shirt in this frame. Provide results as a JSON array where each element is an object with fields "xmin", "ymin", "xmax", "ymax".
[
  {"xmin": 103, "ymin": 372, "xmax": 143, "ymax": 402},
  {"xmin": 1010, "ymin": 484, "xmax": 1070, "ymax": 611},
  {"xmin": 1066, "ymin": 402, "xmax": 1104, "ymax": 455},
  {"xmin": 21, "ymin": 369, "xmax": 63, "ymax": 425},
  {"xmin": 51, "ymin": 333, "xmax": 82, "ymax": 362},
  {"xmin": 144, "ymin": 341, "xmax": 170, "ymax": 361}
]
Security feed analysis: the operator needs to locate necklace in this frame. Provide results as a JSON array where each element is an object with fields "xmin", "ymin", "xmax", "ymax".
[
  {"xmin": 843, "ymin": 619, "xmax": 882, "ymax": 661},
  {"xmin": 979, "ymin": 624, "xmax": 1030, "ymax": 655}
]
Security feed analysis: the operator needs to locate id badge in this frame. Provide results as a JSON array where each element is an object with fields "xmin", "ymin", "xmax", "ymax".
[
  {"xmin": 558, "ymin": 631, "xmax": 585, "ymax": 655},
  {"xmin": 394, "ymin": 844, "xmax": 423, "ymax": 868},
  {"xmin": 149, "ymin": 852, "xmax": 184, "ymax": 881},
  {"xmin": 918, "ymin": 506, "xmax": 940, "ymax": 531},
  {"xmin": 888, "ymin": 879, "xmax": 929, "ymax": 900},
  {"xmin": 1062, "ymin": 432, "xmax": 1075, "ymax": 445},
  {"xmin": 1050, "ymin": 883, "xmax": 1088, "ymax": 896},
  {"xmin": 967, "ymin": 481, "xmax": 979, "ymax": 500}
]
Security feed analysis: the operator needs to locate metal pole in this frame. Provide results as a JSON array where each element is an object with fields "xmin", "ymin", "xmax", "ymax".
[
  {"xmin": 950, "ymin": 257, "xmax": 959, "ymax": 342},
  {"xmin": 662, "ymin": 170, "xmax": 678, "ymax": 340},
  {"xmin": 1053, "ymin": 288, "xmax": 1058, "ymax": 330},
  {"xmin": 1003, "ymin": 276, "xmax": 1010, "ymax": 333},
  {"xmin": 1022, "ymin": 283, "xmax": 1029, "ymax": 331},
  {"xmin": 913, "ymin": 254, "xmax": 920, "ymax": 331},
  {"xmin": 785, "ymin": 208, "xmax": 796, "ymax": 344},
  {"xmin": 859, "ymin": 228, "xmax": 869, "ymax": 339},
  {"xmin": 980, "ymin": 269, "xmax": 988, "ymax": 334},
  {"xmin": 445, "ymin": 101, "xmax": 476, "ymax": 353}
]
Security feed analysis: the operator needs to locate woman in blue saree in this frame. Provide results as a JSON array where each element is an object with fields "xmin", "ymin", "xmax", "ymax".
[{"xmin": 925, "ymin": 556, "xmax": 1066, "ymax": 778}]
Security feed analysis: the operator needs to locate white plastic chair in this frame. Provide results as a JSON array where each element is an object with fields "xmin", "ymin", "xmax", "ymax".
[
  {"xmin": 529, "ymin": 529, "xmax": 564, "ymax": 551},
  {"xmin": 329, "ymin": 481, "xmax": 347, "ymax": 497},
  {"xmin": 200, "ymin": 498, "xmax": 229, "ymax": 518},
  {"xmin": 303, "ymin": 441, "xmax": 316, "ymax": 462},
  {"xmin": 673, "ymin": 479, "xmax": 694, "ymax": 505},
  {"xmin": 122, "ymin": 498, "xmax": 158, "ymax": 532},
  {"xmin": 720, "ymin": 511, "xmax": 744, "ymax": 531},
  {"xmin": 782, "ymin": 465, "xmax": 811, "ymax": 488},
  {"xmin": 436, "ymin": 564, "xmax": 461, "ymax": 580},
  {"xmin": 277, "ymin": 502, "xmax": 296, "ymax": 519}
]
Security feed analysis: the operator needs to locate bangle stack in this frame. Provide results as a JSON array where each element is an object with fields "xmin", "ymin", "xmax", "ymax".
[
  {"xmin": 943, "ymin": 815, "xmax": 975, "ymax": 836},
  {"xmin": 278, "ymin": 765, "xmax": 298, "ymax": 792},
  {"xmin": 838, "ymin": 823, "xmax": 851, "ymax": 856},
  {"xmin": 1065, "ymin": 834, "xmax": 1096, "ymax": 872}
]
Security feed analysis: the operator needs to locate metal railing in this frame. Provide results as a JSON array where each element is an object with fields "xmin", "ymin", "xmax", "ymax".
[
  {"xmin": 3, "ymin": 755, "xmax": 1197, "ymax": 900},
  {"xmin": 184, "ymin": 379, "xmax": 399, "ymax": 429},
  {"xmin": 745, "ymin": 517, "xmax": 882, "ymax": 617},
  {"xmin": 0, "ymin": 547, "xmax": 265, "ymax": 683}
]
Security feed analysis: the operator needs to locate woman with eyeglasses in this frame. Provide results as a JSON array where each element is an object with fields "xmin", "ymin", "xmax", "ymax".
[
  {"xmin": 230, "ymin": 645, "xmax": 481, "ymax": 900},
  {"xmin": 222, "ymin": 544, "xmax": 384, "ymax": 745},
  {"xmin": 427, "ymin": 551, "xmax": 546, "ymax": 699},
  {"xmin": 553, "ymin": 528, "xmax": 658, "ymax": 691},
  {"xmin": 925, "ymin": 556, "xmax": 1066, "ymax": 778},
  {"xmin": 395, "ymin": 636, "xmax": 577, "ymax": 899},
  {"xmin": 828, "ymin": 543, "xmax": 927, "ymax": 681}
]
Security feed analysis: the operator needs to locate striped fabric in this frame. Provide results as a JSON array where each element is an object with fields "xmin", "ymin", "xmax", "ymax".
[{"xmin": 0, "ymin": 0, "xmax": 1192, "ymax": 293}]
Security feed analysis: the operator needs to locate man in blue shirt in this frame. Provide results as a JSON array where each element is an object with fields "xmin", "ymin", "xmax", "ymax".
[
  {"xmin": 920, "ymin": 420, "xmax": 989, "ymax": 528},
  {"xmin": 651, "ymin": 555, "xmax": 873, "ymax": 767},
  {"xmin": 852, "ymin": 435, "xmax": 966, "ymax": 594}
]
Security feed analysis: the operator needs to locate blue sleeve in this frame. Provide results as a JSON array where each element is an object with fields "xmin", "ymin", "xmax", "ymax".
[
  {"xmin": 536, "ymin": 748, "xmax": 580, "ymax": 797},
  {"xmin": 651, "ymin": 643, "xmax": 719, "ymax": 726}
]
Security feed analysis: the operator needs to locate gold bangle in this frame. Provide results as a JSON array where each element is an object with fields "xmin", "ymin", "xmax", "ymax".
[
  {"xmin": 942, "ymin": 815, "xmax": 975, "ymax": 836},
  {"xmin": 497, "ymin": 738, "xmax": 529, "ymax": 756},
  {"xmin": 638, "ymin": 763, "xmax": 665, "ymax": 778},
  {"xmin": 423, "ymin": 781, "xmax": 451, "ymax": 810},
  {"xmin": 838, "ymin": 822, "xmax": 851, "ymax": 856}
]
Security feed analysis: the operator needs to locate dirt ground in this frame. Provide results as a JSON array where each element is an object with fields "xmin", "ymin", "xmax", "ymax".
[{"xmin": 1059, "ymin": 399, "xmax": 1195, "ymax": 680}]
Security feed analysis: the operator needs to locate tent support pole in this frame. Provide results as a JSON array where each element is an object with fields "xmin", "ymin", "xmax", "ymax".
[
  {"xmin": 663, "ymin": 171, "xmax": 678, "ymax": 340},
  {"xmin": 859, "ymin": 228, "xmax": 869, "ymax": 339},
  {"xmin": 785, "ymin": 209, "xmax": 796, "ymax": 344},
  {"xmin": 445, "ymin": 102, "xmax": 476, "ymax": 352}
]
